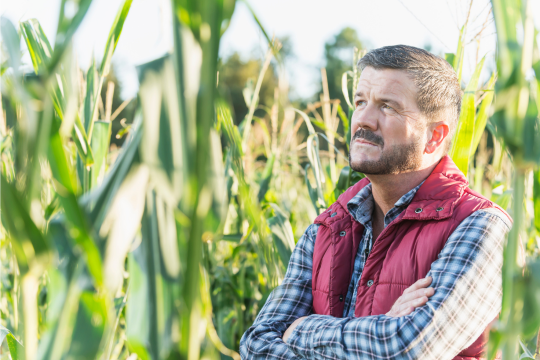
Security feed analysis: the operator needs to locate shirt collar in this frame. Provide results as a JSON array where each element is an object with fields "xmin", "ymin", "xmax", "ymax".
[{"xmin": 346, "ymin": 180, "xmax": 425, "ymax": 225}]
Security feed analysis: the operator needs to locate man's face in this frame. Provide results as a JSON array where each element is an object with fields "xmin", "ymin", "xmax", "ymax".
[{"xmin": 349, "ymin": 67, "xmax": 426, "ymax": 175}]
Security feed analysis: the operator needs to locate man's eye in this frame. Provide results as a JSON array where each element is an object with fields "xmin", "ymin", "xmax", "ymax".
[
  {"xmin": 382, "ymin": 104, "xmax": 393, "ymax": 111},
  {"xmin": 356, "ymin": 100, "xmax": 366, "ymax": 108}
]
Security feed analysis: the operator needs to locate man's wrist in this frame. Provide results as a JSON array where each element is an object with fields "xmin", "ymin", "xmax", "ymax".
[{"xmin": 285, "ymin": 315, "xmax": 311, "ymax": 357}]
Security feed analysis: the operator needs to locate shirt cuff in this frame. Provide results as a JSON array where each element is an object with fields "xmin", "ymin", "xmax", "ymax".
[{"xmin": 286, "ymin": 314, "xmax": 349, "ymax": 358}]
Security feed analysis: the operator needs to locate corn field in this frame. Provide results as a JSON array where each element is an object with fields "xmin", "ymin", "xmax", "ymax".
[{"xmin": 0, "ymin": 0, "xmax": 539, "ymax": 359}]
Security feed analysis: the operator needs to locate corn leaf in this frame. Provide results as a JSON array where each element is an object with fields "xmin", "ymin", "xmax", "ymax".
[
  {"xmin": 87, "ymin": 0, "xmax": 133, "ymax": 138},
  {"xmin": 65, "ymin": 292, "xmax": 109, "ymax": 360},
  {"xmin": 89, "ymin": 120, "xmax": 111, "ymax": 189},
  {"xmin": 267, "ymin": 204, "xmax": 295, "ymax": 266},
  {"xmin": 20, "ymin": 19, "xmax": 95, "ymax": 167},
  {"xmin": 6, "ymin": 333, "xmax": 22, "ymax": 360},
  {"xmin": 470, "ymin": 72, "xmax": 496, "ymax": 157},
  {"xmin": 1, "ymin": 17, "xmax": 21, "ymax": 73},
  {"xmin": 48, "ymin": 119, "xmax": 103, "ymax": 286},
  {"xmin": 450, "ymin": 57, "xmax": 485, "ymax": 176},
  {"xmin": 454, "ymin": 25, "xmax": 466, "ymax": 83},
  {"xmin": 100, "ymin": 0, "xmax": 133, "ymax": 77},
  {"xmin": 1, "ymin": 325, "xmax": 22, "ymax": 360},
  {"xmin": 48, "ymin": 0, "xmax": 93, "ymax": 73},
  {"xmin": 257, "ymin": 153, "xmax": 275, "ymax": 202},
  {"xmin": 83, "ymin": 60, "xmax": 97, "ymax": 133},
  {"xmin": 0, "ymin": 176, "xmax": 50, "ymax": 272}
]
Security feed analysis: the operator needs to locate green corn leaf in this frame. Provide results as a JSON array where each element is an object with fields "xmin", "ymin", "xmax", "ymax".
[
  {"xmin": 470, "ymin": 72, "xmax": 496, "ymax": 157},
  {"xmin": 0, "ymin": 325, "xmax": 9, "ymax": 344},
  {"xmin": 486, "ymin": 329, "xmax": 503, "ymax": 360},
  {"xmin": 89, "ymin": 120, "xmax": 111, "ymax": 189},
  {"xmin": 337, "ymin": 104, "xmax": 350, "ymax": 142},
  {"xmin": 48, "ymin": 0, "xmax": 93, "ymax": 73},
  {"xmin": 206, "ymin": 129, "xmax": 228, "ymax": 234},
  {"xmin": 521, "ymin": 261, "xmax": 540, "ymax": 337},
  {"xmin": 267, "ymin": 204, "xmax": 295, "ymax": 267},
  {"xmin": 100, "ymin": 0, "xmax": 133, "ymax": 77},
  {"xmin": 155, "ymin": 194, "xmax": 181, "ymax": 279},
  {"xmin": 20, "ymin": 20, "xmax": 50, "ymax": 75},
  {"xmin": 6, "ymin": 333, "xmax": 22, "ymax": 360},
  {"xmin": 20, "ymin": 18, "xmax": 95, "ymax": 167},
  {"xmin": 450, "ymin": 57, "xmax": 485, "ymax": 176},
  {"xmin": 295, "ymin": 108, "xmax": 326, "ymax": 210},
  {"xmin": 126, "ymin": 191, "xmax": 174, "ymax": 359},
  {"xmin": 48, "ymin": 120, "xmax": 103, "ymax": 286},
  {"xmin": 333, "ymin": 166, "xmax": 365, "ymax": 199},
  {"xmin": 240, "ymin": 0, "xmax": 280, "ymax": 58},
  {"xmin": 82, "ymin": 119, "xmax": 142, "ymax": 229},
  {"xmin": 304, "ymin": 164, "xmax": 322, "ymax": 213},
  {"xmin": 83, "ymin": 59, "xmax": 97, "ymax": 133},
  {"xmin": 66, "ymin": 292, "xmax": 109, "ymax": 360},
  {"xmin": 491, "ymin": 0, "xmax": 520, "ymax": 83},
  {"xmin": 1, "ymin": 17, "xmax": 21, "ymax": 73},
  {"xmin": 218, "ymin": 100, "xmax": 245, "ymax": 184},
  {"xmin": 533, "ymin": 170, "xmax": 540, "ymax": 233},
  {"xmin": 1, "ymin": 325, "xmax": 22, "ymax": 360},
  {"xmin": 0, "ymin": 175, "xmax": 50, "ymax": 272},
  {"xmin": 87, "ymin": 0, "xmax": 133, "ymax": 138},
  {"xmin": 257, "ymin": 153, "xmax": 275, "ymax": 202},
  {"xmin": 100, "ymin": 164, "xmax": 149, "ymax": 293},
  {"xmin": 445, "ymin": 53, "xmax": 456, "ymax": 67},
  {"xmin": 454, "ymin": 25, "xmax": 466, "ymax": 83}
]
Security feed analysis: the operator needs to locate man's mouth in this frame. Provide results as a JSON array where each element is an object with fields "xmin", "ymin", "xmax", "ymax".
[
  {"xmin": 354, "ymin": 138, "xmax": 378, "ymax": 147},
  {"xmin": 351, "ymin": 129, "xmax": 384, "ymax": 147}
]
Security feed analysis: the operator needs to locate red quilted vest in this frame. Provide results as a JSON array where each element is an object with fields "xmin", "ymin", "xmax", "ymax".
[{"xmin": 311, "ymin": 156, "xmax": 510, "ymax": 359}]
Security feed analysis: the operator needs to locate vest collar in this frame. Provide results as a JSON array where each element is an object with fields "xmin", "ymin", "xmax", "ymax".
[
  {"xmin": 402, "ymin": 155, "xmax": 467, "ymax": 220},
  {"xmin": 338, "ymin": 156, "xmax": 468, "ymax": 222}
]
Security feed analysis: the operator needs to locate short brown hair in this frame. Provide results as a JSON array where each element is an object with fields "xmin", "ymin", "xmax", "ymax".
[{"xmin": 358, "ymin": 45, "xmax": 461, "ymax": 153}]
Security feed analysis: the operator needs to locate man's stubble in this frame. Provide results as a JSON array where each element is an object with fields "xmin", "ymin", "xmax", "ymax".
[{"xmin": 349, "ymin": 128, "xmax": 424, "ymax": 175}]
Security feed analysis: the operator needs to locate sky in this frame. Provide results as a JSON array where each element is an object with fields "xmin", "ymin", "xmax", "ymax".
[{"xmin": 2, "ymin": 0, "xmax": 540, "ymax": 99}]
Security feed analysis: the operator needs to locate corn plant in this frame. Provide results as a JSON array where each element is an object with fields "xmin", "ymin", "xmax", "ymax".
[
  {"xmin": 487, "ymin": 0, "xmax": 540, "ymax": 358},
  {"xmin": 1, "ymin": 0, "xmax": 539, "ymax": 359}
]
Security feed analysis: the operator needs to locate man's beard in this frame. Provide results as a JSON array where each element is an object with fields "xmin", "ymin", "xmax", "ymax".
[{"xmin": 349, "ymin": 128, "xmax": 423, "ymax": 175}]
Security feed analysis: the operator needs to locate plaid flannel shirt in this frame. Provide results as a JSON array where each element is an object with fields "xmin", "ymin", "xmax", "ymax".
[{"xmin": 239, "ymin": 182, "xmax": 511, "ymax": 360}]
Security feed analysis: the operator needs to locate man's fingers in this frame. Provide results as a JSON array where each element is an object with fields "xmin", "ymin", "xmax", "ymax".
[
  {"xmin": 402, "ymin": 276, "xmax": 432, "ymax": 294},
  {"xmin": 387, "ymin": 278, "xmax": 435, "ymax": 317},
  {"xmin": 398, "ymin": 295, "xmax": 429, "ymax": 313},
  {"xmin": 396, "ymin": 306, "xmax": 414, "ymax": 317},
  {"xmin": 398, "ymin": 287, "xmax": 435, "ymax": 305}
]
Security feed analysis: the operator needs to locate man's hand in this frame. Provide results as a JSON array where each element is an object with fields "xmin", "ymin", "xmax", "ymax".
[
  {"xmin": 386, "ymin": 276, "xmax": 434, "ymax": 317},
  {"xmin": 283, "ymin": 277, "xmax": 433, "ymax": 343},
  {"xmin": 283, "ymin": 316, "xmax": 308, "ymax": 343}
]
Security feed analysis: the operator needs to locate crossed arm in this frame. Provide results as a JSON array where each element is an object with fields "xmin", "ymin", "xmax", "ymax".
[{"xmin": 239, "ymin": 208, "xmax": 511, "ymax": 360}]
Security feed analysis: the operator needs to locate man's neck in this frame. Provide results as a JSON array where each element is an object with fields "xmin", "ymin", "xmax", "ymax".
[{"xmin": 367, "ymin": 161, "xmax": 439, "ymax": 216}]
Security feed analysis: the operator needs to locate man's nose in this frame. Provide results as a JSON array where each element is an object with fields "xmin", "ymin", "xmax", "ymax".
[{"xmin": 352, "ymin": 104, "xmax": 379, "ymax": 133}]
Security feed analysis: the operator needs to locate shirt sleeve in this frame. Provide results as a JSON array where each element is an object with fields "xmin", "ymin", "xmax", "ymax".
[
  {"xmin": 285, "ymin": 208, "xmax": 511, "ymax": 360},
  {"xmin": 239, "ymin": 223, "xmax": 319, "ymax": 359}
]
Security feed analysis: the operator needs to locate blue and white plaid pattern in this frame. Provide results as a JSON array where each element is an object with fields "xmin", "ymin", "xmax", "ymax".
[{"xmin": 239, "ymin": 183, "xmax": 511, "ymax": 360}]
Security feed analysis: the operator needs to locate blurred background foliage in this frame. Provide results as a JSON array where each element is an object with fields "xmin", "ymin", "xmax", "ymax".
[{"xmin": 0, "ymin": 0, "xmax": 539, "ymax": 359}]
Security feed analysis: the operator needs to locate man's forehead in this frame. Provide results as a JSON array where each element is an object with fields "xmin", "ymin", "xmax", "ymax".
[{"xmin": 355, "ymin": 67, "xmax": 416, "ymax": 98}]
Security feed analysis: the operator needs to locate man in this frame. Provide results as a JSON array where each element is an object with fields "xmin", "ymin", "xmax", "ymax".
[{"xmin": 239, "ymin": 45, "xmax": 511, "ymax": 360}]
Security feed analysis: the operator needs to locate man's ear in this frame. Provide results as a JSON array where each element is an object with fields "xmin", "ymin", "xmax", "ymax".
[{"xmin": 425, "ymin": 123, "xmax": 449, "ymax": 154}]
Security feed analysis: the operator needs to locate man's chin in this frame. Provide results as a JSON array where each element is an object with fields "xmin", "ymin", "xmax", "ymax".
[{"xmin": 350, "ymin": 159, "xmax": 383, "ymax": 175}]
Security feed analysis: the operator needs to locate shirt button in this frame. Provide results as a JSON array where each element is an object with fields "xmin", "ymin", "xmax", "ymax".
[
  {"xmin": 415, "ymin": 208, "xmax": 423, "ymax": 213},
  {"xmin": 331, "ymin": 212, "xmax": 337, "ymax": 217},
  {"xmin": 436, "ymin": 207, "xmax": 444, "ymax": 211},
  {"xmin": 339, "ymin": 294, "xmax": 344, "ymax": 302},
  {"xmin": 367, "ymin": 280, "xmax": 374, "ymax": 286},
  {"xmin": 339, "ymin": 231, "xmax": 346, "ymax": 236}
]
